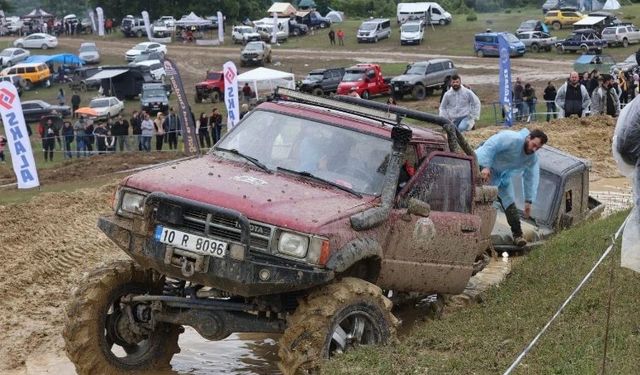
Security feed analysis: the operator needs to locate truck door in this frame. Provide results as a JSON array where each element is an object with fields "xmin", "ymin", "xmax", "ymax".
[{"xmin": 378, "ymin": 152, "xmax": 481, "ymax": 294}]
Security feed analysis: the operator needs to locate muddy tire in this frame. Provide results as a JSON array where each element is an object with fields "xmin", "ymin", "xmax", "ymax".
[
  {"xmin": 361, "ymin": 90, "xmax": 370, "ymax": 100},
  {"xmin": 278, "ymin": 278, "xmax": 398, "ymax": 375},
  {"xmin": 552, "ymin": 21, "xmax": 561, "ymax": 30},
  {"xmin": 210, "ymin": 90, "xmax": 221, "ymax": 103},
  {"xmin": 623, "ymin": 38, "xmax": 629, "ymax": 48},
  {"xmin": 412, "ymin": 85, "xmax": 426, "ymax": 100},
  {"xmin": 530, "ymin": 43, "xmax": 540, "ymax": 53},
  {"xmin": 195, "ymin": 93, "xmax": 203, "ymax": 103},
  {"xmin": 312, "ymin": 87, "xmax": 324, "ymax": 96},
  {"xmin": 63, "ymin": 260, "xmax": 181, "ymax": 375},
  {"xmin": 476, "ymin": 49, "xmax": 484, "ymax": 58}
]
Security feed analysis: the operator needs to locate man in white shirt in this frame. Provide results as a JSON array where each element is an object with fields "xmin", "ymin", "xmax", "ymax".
[{"xmin": 439, "ymin": 74, "xmax": 481, "ymax": 132}]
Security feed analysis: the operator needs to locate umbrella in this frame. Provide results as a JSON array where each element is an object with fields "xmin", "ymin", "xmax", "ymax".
[{"xmin": 75, "ymin": 107, "xmax": 98, "ymax": 116}]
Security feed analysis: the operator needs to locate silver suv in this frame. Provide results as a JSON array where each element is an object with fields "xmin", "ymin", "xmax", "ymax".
[
  {"xmin": 390, "ymin": 59, "xmax": 457, "ymax": 100},
  {"xmin": 602, "ymin": 25, "xmax": 640, "ymax": 47}
]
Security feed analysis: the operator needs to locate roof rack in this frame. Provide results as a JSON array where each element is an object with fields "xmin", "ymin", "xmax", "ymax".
[{"xmin": 272, "ymin": 87, "xmax": 475, "ymax": 157}]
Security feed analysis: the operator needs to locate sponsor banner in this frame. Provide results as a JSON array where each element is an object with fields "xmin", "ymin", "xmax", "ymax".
[
  {"xmin": 163, "ymin": 59, "xmax": 200, "ymax": 154},
  {"xmin": 498, "ymin": 34, "xmax": 513, "ymax": 127},
  {"xmin": 217, "ymin": 11, "xmax": 224, "ymax": 43},
  {"xmin": 96, "ymin": 7, "xmax": 105, "ymax": 36},
  {"xmin": 88, "ymin": 10, "xmax": 97, "ymax": 34},
  {"xmin": 142, "ymin": 11, "xmax": 153, "ymax": 40},
  {"xmin": 0, "ymin": 82, "xmax": 39, "ymax": 189},
  {"xmin": 271, "ymin": 12, "xmax": 278, "ymax": 44},
  {"xmin": 223, "ymin": 61, "xmax": 240, "ymax": 129}
]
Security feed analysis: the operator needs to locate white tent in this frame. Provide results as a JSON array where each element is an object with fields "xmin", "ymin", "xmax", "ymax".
[
  {"xmin": 325, "ymin": 11, "xmax": 344, "ymax": 23},
  {"xmin": 237, "ymin": 67, "xmax": 295, "ymax": 99},
  {"xmin": 603, "ymin": 0, "xmax": 621, "ymax": 10},
  {"xmin": 175, "ymin": 12, "xmax": 212, "ymax": 27}
]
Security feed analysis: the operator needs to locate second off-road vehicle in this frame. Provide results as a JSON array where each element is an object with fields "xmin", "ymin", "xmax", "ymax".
[
  {"xmin": 195, "ymin": 70, "xmax": 225, "ymax": 103},
  {"xmin": 62, "ymin": 88, "xmax": 497, "ymax": 375},
  {"xmin": 299, "ymin": 67, "xmax": 345, "ymax": 96},
  {"xmin": 391, "ymin": 59, "xmax": 457, "ymax": 100},
  {"xmin": 240, "ymin": 41, "xmax": 272, "ymax": 66},
  {"xmin": 140, "ymin": 82, "xmax": 169, "ymax": 115}
]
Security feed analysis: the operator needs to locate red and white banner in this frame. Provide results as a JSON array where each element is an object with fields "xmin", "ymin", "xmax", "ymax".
[
  {"xmin": 223, "ymin": 61, "xmax": 240, "ymax": 129},
  {"xmin": 0, "ymin": 82, "xmax": 39, "ymax": 189}
]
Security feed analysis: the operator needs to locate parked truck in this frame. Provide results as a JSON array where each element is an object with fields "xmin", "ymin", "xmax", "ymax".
[
  {"xmin": 390, "ymin": 59, "xmax": 457, "ymax": 100},
  {"xmin": 336, "ymin": 63, "xmax": 391, "ymax": 99},
  {"xmin": 62, "ymin": 88, "xmax": 497, "ymax": 375},
  {"xmin": 195, "ymin": 70, "xmax": 225, "ymax": 103},
  {"xmin": 299, "ymin": 67, "xmax": 346, "ymax": 96}
]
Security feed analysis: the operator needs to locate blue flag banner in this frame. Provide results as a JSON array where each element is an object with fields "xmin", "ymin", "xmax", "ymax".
[{"xmin": 498, "ymin": 34, "xmax": 513, "ymax": 127}]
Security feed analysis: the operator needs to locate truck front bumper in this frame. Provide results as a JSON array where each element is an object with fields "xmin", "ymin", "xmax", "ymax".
[{"xmin": 98, "ymin": 214, "xmax": 334, "ymax": 297}]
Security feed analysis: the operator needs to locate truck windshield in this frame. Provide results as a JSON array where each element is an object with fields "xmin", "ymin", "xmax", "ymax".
[
  {"xmin": 143, "ymin": 89, "xmax": 166, "ymax": 98},
  {"xmin": 207, "ymin": 72, "xmax": 222, "ymax": 80},
  {"xmin": 342, "ymin": 70, "xmax": 365, "ymax": 82},
  {"xmin": 215, "ymin": 110, "xmax": 392, "ymax": 195},
  {"xmin": 405, "ymin": 65, "xmax": 427, "ymax": 75}
]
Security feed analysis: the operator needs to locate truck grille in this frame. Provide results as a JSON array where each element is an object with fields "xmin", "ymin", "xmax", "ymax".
[{"xmin": 181, "ymin": 207, "xmax": 273, "ymax": 251}]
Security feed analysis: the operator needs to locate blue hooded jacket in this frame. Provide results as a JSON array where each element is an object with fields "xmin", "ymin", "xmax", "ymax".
[{"xmin": 475, "ymin": 128, "xmax": 540, "ymax": 208}]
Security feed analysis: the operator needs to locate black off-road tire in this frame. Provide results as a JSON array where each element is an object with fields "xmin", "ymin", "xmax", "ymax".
[
  {"xmin": 623, "ymin": 38, "xmax": 629, "ymax": 48},
  {"xmin": 552, "ymin": 21, "xmax": 561, "ymax": 30},
  {"xmin": 278, "ymin": 278, "xmax": 398, "ymax": 375},
  {"xmin": 361, "ymin": 90, "xmax": 370, "ymax": 100},
  {"xmin": 136, "ymin": 29, "xmax": 143, "ymax": 38},
  {"xmin": 312, "ymin": 87, "xmax": 324, "ymax": 96},
  {"xmin": 210, "ymin": 90, "xmax": 221, "ymax": 103},
  {"xmin": 63, "ymin": 260, "xmax": 181, "ymax": 375},
  {"xmin": 412, "ymin": 85, "xmax": 427, "ymax": 100},
  {"xmin": 530, "ymin": 43, "xmax": 540, "ymax": 53},
  {"xmin": 195, "ymin": 93, "xmax": 203, "ymax": 103}
]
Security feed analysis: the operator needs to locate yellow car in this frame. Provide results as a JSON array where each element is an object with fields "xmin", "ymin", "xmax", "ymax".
[
  {"xmin": 544, "ymin": 9, "xmax": 585, "ymax": 30},
  {"xmin": 0, "ymin": 62, "xmax": 51, "ymax": 90}
]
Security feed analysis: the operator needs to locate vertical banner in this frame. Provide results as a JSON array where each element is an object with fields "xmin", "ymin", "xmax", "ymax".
[
  {"xmin": 271, "ymin": 12, "xmax": 278, "ymax": 44},
  {"xmin": 142, "ymin": 11, "xmax": 153, "ymax": 41},
  {"xmin": 217, "ymin": 11, "xmax": 224, "ymax": 43},
  {"xmin": 88, "ymin": 10, "xmax": 97, "ymax": 34},
  {"xmin": 163, "ymin": 59, "xmax": 200, "ymax": 154},
  {"xmin": 223, "ymin": 61, "xmax": 240, "ymax": 130},
  {"xmin": 96, "ymin": 7, "xmax": 105, "ymax": 36},
  {"xmin": 498, "ymin": 34, "xmax": 513, "ymax": 127},
  {"xmin": 0, "ymin": 82, "xmax": 39, "ymax": 189}
]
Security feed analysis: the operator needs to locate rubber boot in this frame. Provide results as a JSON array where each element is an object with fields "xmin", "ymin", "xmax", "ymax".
[{"xmin": 505, "ymin": 203, "xmax": 526, "ymax": 247}]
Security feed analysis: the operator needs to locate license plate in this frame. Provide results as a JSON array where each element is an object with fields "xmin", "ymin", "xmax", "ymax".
[{"xmin": 155, "ymin": 226, "xmax": 227, "ymax": 258}]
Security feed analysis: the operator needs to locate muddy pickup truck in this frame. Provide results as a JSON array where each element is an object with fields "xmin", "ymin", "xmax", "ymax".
[
  {"xmin": 491, "ymin": 146, "xmax": 603, "ymax": 252},
  {"xmin": 390, "ymin": 59, "xmax": 457, "ymax": 100},
  {"xmin": 62, "ymin": 88, "xmax": 497, "ymax": 375},
  {"xmin": 516, "ymin": 31, "xmax": 558, "ymax": 52}
]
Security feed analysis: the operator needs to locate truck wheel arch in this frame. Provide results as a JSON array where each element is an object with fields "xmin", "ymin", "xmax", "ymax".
[{"xmin": 326, "ymin": 237, "xmax": 383, "ymax": 278}]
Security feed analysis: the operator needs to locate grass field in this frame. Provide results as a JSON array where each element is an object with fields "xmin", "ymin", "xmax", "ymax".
[{"xmin": 324, "ymin": 210, "xmax": 640, "ymax": 374}]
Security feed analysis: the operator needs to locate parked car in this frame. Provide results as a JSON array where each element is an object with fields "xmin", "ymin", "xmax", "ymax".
[
  {"xmin": 516, "ymin": 19, "xmax": 546, "ymax": 33},
  {"xmin": 140, "ymin": 82, "xmax": 169, "ymax": 115},
  {"xmin": 391, "ymin": 59, "xmax": 457, "ymax": 100},
  {"xmin": 88, "ymin": 96, "xmax": 124, "ymax": 119},
  {"xmin": 602, "ymin": 25, "xmax": 640, "ymax": 48},
  {"xmin": 240, "ymin": 41, "xmax": 272, "ymax": 67},
  {"xmin": 232, "ymin": 26, "xmax": 261, "ymax": 44},
  {"xmin": 299, "ymin": 67, "xmax": 346, "ymax": 96},
  {"xmin": 611, "ymin": 52, "xmax": 638, "ymax": 73},
  {"xmin": 296, "ymin": 10, "xmax": 331, "ymax": 29},
  {"xmin": 0, "ymin": 48, "xmax": 30, "ymax": 68},
  {"xmin": 0, "ymin": 74, "xmax": 27, "ymax": 96},
  {"xmin": 195, "ymin": 70, "xmax": 225, "ymax": 103},
  {"xmin": 157, "ymin": 16, "xmax": 176, "ymax": 28},
  {"xmin": 78, "ymin": 42, "xmax": 100, "ymax": 64},
  {"xmin": 20, "ymin": 100, "xmax": 71, "ymax": 122},
  {"xmin": 573, "ymin": 53, "xmax": 615, "ymax": 74},
  {"xmin": 13, "ymin": 33, "xmax": 58, "ymax": 49},
  {"xmin": 474, "ymin": 32, "xmax": 526, "ymax": 57},
  {"xmin": 125, "ymin": 42, "xmax": 167, "ymax": 62},
  {"xmin": 131, "ymin": 51, "xmax": 165, "ymax": 64},
  {"xmin": 68, "ymin": 66, "xmax": 102, "ymax": 92},
  {"xmin": 288, "ymin": 19, "xmax": 308, "ymax": 36},
  {"xmin": 400, "ymin": 21, "xmax": 424, "ymax": 45},
  {"xmin": 0, "ymin": 62, "xmax": 51, "ymax": 90},
  {"xmin": 129, "ymin": 60, "xmax": 166, "ymax": 81},
  {"xmin": 516, "ymin": 31, "xmax": 557, "ymax": 52},
  {"xmin": 121, "ymin": 15, "xmax": 147, "ymax": 37},
  {"xmin": 555, "ymin": 28, "xmax": 607, "ymax": 53},
  {"xmin": 544, "ymin": 9, "xmax": 584, "ymax": 30},
  {"xmin": 336, "ymin": 63, "xmax": 391, "ymax": 99},
  {"xmin": 255, "ymin": 24, "xmax": 288, "ymax": 43},
  {"xmin": 357, "ymin": 18, "xmax": 392, "ymax": 43}
]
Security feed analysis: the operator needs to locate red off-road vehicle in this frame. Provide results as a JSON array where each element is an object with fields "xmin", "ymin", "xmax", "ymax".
[
  {"xmin": 63, "ymin": 88, "xmax": 497, "ymax": 374},
  {"xmin": 194, "ymin": 70, "xmax": 224, "ymax": 103}
]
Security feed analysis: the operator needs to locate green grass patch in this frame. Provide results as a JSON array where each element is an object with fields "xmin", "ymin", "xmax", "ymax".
[{"xmin": 324, "ymin": 211, "xmax": 640, "ymax": 374}]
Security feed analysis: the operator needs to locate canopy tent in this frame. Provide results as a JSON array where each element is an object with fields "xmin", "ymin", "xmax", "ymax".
[
  {"xmin": 268, "ymin": 2, "xmax": 297, "ymax": 16},
  {"xmin": 298, "ymin": 0, "xmax": 317, "ymax": 9},
  {"xmin": 88, "ymin": 68, "xmax": 128, "ymax": 81},
  {"xmin": 22, "ymin": 8, "xmax": 54, "ymax": 19},
  {"xmin": 175, "ymin": 12, "xmax": 213, "ymax": 27},
  {"xmin": 603, "ymin": 0, "xmax": 621, "ymax": 10},
  {"xmin": 25, "ymin": 53, "xmax": 84, "ymax": 66},
  {"xmin": 325, "ymin": 10, "xmax": 344, "ymax": 23},
  {"xmin": 237, "ymin": 67, "xmax": 295, "ymax": 99},
  {"xmin": 573, "ymin": 16, "xmax": 607, "ymax": 27}
]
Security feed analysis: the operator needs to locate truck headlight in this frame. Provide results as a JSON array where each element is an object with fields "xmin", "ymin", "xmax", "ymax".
[
  {"xmin": 278, "ymin": 232, "xmax": 309, "ymax": 258},
  {"xmin": 117, "ymin": 190, "xmax": 146, "ymax": 216}
]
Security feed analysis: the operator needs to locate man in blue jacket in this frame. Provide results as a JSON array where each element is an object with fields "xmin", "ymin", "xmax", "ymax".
[{"xmin": 476, "ymin": 128, "xmax": 548, "ymax": 247}]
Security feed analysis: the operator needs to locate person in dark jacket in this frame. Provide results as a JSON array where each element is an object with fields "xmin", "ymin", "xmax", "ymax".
[
  {"xmin": 198, "ymin": 112, "xmax": 211, "ymax": 148},
  {"xmin": 93, "ymin": 122, "xmax": 108, "ymax": 154},
  {"xmin": 84, "ymin": 121, "xmax": 95, "ymax": 153},
  {"xmin": 543, "ymin": 81, "xmax": 557, "ymax": 122},
  {"xmin": 164, "ymin": 107, "xmax": 181, "ymax": 150},
  {"xmin": 555, "ymin": 71, "xmax": 591, "ymax": 118},
  {"xmin": 71, "ymin": 91, "xmax": 81, "ymax": 118},
  {"xmin": 210, "ymin": 108, "xmax": 223, "ymax": 143},
  {"xmin": 62, "ymin": 121, "xmax": 74, "ymax": 159},
  {"xmin": 131, "ymin": 111, "xmax": 142, "ymax": 151},
  {"xmin": 111, "ymin": 115, "xmax": 130, "ymax": 152},
  {"xmin": 42, "ymin": 118, "xmax": 57, "ymax": 161}
]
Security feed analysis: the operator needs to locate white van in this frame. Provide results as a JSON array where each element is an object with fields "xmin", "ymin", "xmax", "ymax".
[
  {"xmin": 357, "ymin": 18, "xmax": 391, "ymax": 43},
  {"xmin": 400, "ymin": 21, "xmax": 425, "ymax": 45},
  {"xmin": 397, "ymin": 2, "xmax": 452, "ymax": 25}
]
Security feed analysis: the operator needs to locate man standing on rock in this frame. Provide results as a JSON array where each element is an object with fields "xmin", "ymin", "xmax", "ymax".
[
  {"xmin": 476, "ymin": 128, "xmax": 548, "ymax": 247},
  {"xmin": 439, "ymin": 74, "xmax": 481, "ymax": 132},
  {"xmin": 555, "ymin": 71, "xmax": 591, "ymax": 118}
]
